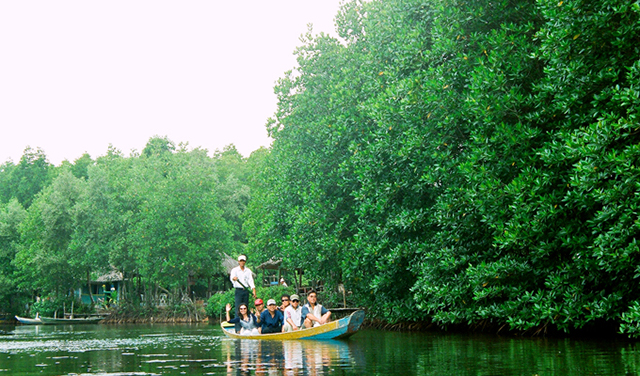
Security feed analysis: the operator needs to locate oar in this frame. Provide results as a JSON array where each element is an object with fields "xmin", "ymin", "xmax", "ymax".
[{"xmin": 236, "ymin": 279, "xmax": 249, "ymax": 290}]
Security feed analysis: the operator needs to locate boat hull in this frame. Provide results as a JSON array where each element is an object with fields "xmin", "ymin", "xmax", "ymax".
[
  {"xmin": 15, "ymin": 316, "xmax": 43, "ymax": 325},
  {"xmin": 221, "ymin": 310, "xmax": 365, "ymax": 340},
  {"xmin": 40, "ymin": 317, "xmax": 104, "ymax": 325}
]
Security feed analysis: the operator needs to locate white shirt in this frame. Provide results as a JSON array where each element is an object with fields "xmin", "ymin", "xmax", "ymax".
[
  {"xmin": 229, "ymin": 266, "xmax": 255, "ymax": 289},
  {"xmin": 302, "ymin": 303, "xmax": 327, "ymax": 327},
  {"xmin": 284, "ymin": 305, "xmax": 302, "ymax": 328}
]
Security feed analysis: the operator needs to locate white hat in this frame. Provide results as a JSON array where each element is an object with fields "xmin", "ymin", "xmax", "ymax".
[
  {"xmin": 267, "ymin": 299, "xmax": 277, "ymax": 306},
  {"xmin": 238, "ymin": 255, "xmax": 247, "ymax": 261}
]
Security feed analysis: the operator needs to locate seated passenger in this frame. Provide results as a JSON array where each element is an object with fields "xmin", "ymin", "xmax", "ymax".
[
  {"xmin": 225, "ymin": 303, "xmax": 259, "ymax": 335},
  {"xmin": 260, "ymin": 299, "xmax": 284, "ymax": 334},
  {"xmin": 283, "ymin": 294, "xmax": 302, "ymax": 332},
  {"xmin": 253, "ymin": 298, "xmax": 265, "ymax": 323},
  {"xmin": 278, "ymin": 294, "xmax": 290, "ymax": 312},
  {"xmin": 301, "ymin": 290, "xmax": 331, "ymax": 328}
]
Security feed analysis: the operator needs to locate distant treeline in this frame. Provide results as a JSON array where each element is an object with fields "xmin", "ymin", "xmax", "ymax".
[
  {"xmin": 0, "ymin": 139, "xmax": 267, "ymax": 314},
  {"xmin": 243, "ymin": 0, "xmax": 640, "ymax": 336}
]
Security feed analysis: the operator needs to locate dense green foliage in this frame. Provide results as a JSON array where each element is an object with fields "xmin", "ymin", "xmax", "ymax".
[
  {"xmin": 2, "ymin": 0, "xmax": 639, "ymax": 337},
  {"xmin": 245, "ymin": 0, "xmax": 640, "ymax": 336},
  {"xmin": 0, "ymin": 139, "xmax": 262, "ymax": 316}
]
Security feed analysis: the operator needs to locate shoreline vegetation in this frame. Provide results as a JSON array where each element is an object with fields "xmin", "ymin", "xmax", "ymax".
[
  {"xmin": 100, "ymin": 310, "xmax": 207, "ymax": 324},
  {"xmin": 99, "ymin": 311, "xmax": 627, "ymax": 340},
  {"xmin": 97, "ymin": 297, "xmax": 627, "ymax": 340},
  {"xmin": 2, "ymin": 0, "xmax": 640, "ymax": 339}
]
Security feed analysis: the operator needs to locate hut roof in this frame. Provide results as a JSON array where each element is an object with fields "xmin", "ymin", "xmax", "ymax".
[
  {"xmin": 94, "ymin": 269, "xmax": 123, "ymax": 282},
  {"xmin": 257, "ymin": 258, "xmax": 283, "ymax": 270},
  {"xmin": 222, "ymin": 253, "xmax": 239, "ymax": 274}
]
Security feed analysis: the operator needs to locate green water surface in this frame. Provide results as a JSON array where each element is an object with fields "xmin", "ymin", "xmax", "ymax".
[{"xmin": 0, "ymin": 323, "xmax": 639, "ymax": 375}]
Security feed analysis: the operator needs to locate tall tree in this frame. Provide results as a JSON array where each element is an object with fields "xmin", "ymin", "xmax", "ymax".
[
  {"xmin": 0, "ymin": 199, "xmax": 27, "ymax": 312},
  {"xmin": 0, "ymin": 161, "xmax": 16, "ymax": 204},
  {"xmin": 213, "ymin": 144, "xmax": 251, "ymax": 245},
  {"xmin": 14, "ymin": 170, "xmax": 86, "ymax": 295},
  {"xmin": 70, "ymin": 153, "xmax": 94, "ymax": 180},
  {"xmin": 6, "ymin": 147, "xmax": 53, "ymax": 208},
  {"xmin": 142, "ymin": 135, "xmax": 176, "ymax": 158}
]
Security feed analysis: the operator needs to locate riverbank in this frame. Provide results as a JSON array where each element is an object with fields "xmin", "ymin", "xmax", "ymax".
[
  {"xmin": 100, "ymin": 305, "xmax": 207, "ymax": 324},
  {"xmin": 99, "ymin": 308, "xmax": 627, "ymax": 339},
  {"xmin": 363, "ymin": 318, "xmax": 435, "ymax": 332},
  {"xmin": 361, "ymin": 317, "xmax": 628, "ymax": 339}
]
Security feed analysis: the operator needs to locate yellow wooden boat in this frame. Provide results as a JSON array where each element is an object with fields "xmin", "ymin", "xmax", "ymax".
[{"xmin": 221, "ymin": 310, "xmax": 365, "ymax": 340}]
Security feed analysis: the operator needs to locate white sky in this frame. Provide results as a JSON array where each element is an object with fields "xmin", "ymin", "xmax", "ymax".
[{"xmin": 0, "ymin": 1, "xmax": 343, "ymax": 165}]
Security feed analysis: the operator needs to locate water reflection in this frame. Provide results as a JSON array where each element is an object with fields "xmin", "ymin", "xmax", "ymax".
[
  {"xmin": 1, "ymin": 324, "xmax": 640, "ymax": 375},
  {"xmin": 221, "ymin": 338, "xmax": 351, "ymax": 375}
]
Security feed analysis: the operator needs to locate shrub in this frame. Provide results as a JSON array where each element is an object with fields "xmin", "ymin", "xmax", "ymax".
[
  {"xmin": 30, "ymin": 296, "xmax": 92, "ymax": 317},
  {"xmin": 620, "ymin": 302, "xmax": 640, "ymax": 338},
  {"xmin": 205, "ymin": 285, "xmax": 296, "ymax": 320},
  {"xmin": 205, "ymin": 289, "xmax": 235, "ymax": 319}
]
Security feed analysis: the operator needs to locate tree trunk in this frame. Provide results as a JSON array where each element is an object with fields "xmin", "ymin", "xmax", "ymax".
[
  {"xmin": 120, "ymin": 268, "xmax": 126, "ymax": 302},
  {"xmin": 87, "ymin": 270, "xmax": 95, "ymax": 304},
  {"xmin": 294, "ymin": 269, "xmax": 300, "ymax": 293},
  {"xmin": 187, "ymin": 275, "xmax": 191, "ymax": 298},
  {"xmin": 137, "ymin": 271, "xmax": 142, "ymax": 303}
]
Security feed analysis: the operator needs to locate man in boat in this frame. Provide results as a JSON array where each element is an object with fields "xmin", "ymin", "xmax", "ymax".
[
  {"xmin": 259, "ymin": 299, "xmax": 284, "ymax": 334},
  {"xmin": 278, "ymin": 294, "xmax": 290, "ymax": 312},
  {"xmin": 253, "ymin": 298, "xmax": 265, "ymax": 323},
  {"xmin": 229, "ymin": 255, "xmax": 256, "ymax": 331},
  {"xmin": 283, "ymin": 294, "xmax": 302, "ymax": 332},
  {"xmin": 301, "ymin": 290, "xmax": 331, "ymax": 328}
]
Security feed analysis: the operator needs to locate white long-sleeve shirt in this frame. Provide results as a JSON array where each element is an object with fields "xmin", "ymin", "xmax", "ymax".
[{"xmin": 229, "ymin": 266, "xmax": 255, "ymax": 290}]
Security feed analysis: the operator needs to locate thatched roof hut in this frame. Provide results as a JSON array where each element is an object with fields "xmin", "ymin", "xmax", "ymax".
[
  {"xmin": 256, "ymin": 258, "xmax": 283, "ymax": 271},
  {"xmin": 94, "ymin": 269, "xmax": 123, "ymax": 283},
  {"xmin": 221, "ymin": 253, "xmax": 239, "ymax": 274}
]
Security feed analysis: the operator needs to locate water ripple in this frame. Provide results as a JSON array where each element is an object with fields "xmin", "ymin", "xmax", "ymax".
[{"xmin": 0, "ymin": 334, "xmax": 214, "ymax": 354}]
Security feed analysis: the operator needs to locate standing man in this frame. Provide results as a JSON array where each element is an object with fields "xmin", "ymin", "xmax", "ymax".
[{"xmin": 229, "ymin": 255, "xmax": 257, "ymax": 323}]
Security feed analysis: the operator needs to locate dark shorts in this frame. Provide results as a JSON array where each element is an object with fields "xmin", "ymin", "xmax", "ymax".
[
  {"xmin": 234, "ymin": 288, "xmax": 249, "ymax": 331},
  {"xmin": 261, "ymin": 325, "xmax": 282, "ymax": 334},
  {"xmin": 234, "ymin": 288, "xmax": 249, "ymax": 313}
]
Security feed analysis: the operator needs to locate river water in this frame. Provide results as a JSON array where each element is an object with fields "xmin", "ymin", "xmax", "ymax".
[{"xmin": 1, "ymin": 323, "xmax": 639, "ymax": 375}]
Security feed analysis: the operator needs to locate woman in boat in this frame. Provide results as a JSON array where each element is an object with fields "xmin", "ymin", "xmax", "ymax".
[
  {"xmin": 278, "ymin": 294, "xmax": 290, "ymax": 313},
  {"xmin": 225, "ymin": 303, "xmax": 260, "ymax": 335}
]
